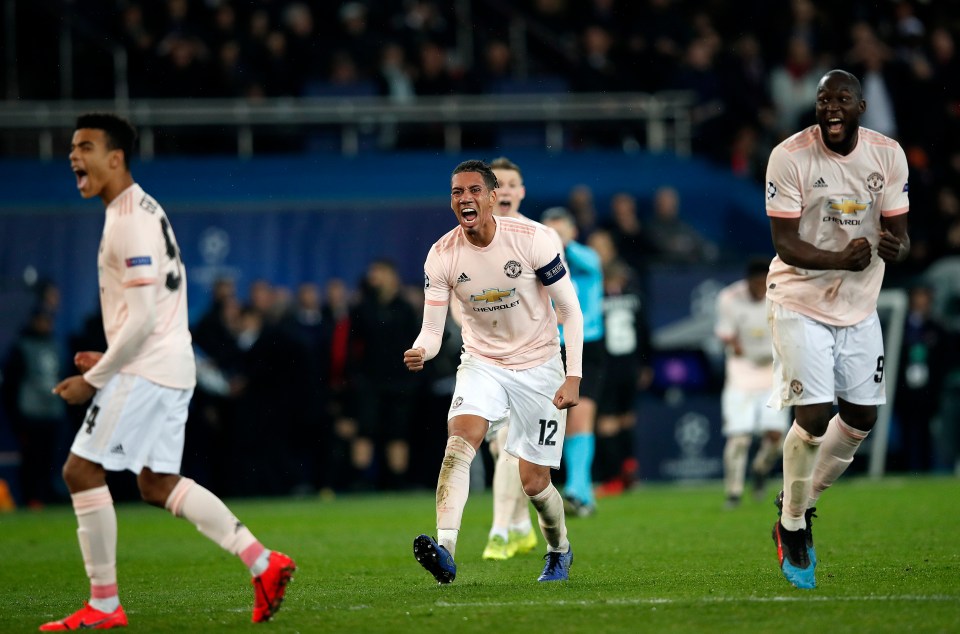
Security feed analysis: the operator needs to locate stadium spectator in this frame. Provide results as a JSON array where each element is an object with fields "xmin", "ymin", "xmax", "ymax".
[
  {"xmin": 645, "ymin": 186, "xmax": 718, "ymax": 264},
  {"xmin": 769, "ymin": 36, "xmax": 823, "ymax": 139},
  {"xmin": 602, "ymin": 192, "xmax": 652, "ymax": 281},
  {"xmin": 350, "ymin": 259, "xmax": 422, "ymax": 490},
  {"xmin": 1, "ymin": 306, "xmax": 68, "ymax": 508},
  {"xmin": 894, "ymin": 285, "xmax": 952, "ymax": 472}
]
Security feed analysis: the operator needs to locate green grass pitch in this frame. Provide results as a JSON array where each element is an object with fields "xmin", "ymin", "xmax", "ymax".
[{"xmin": 2, "ymin": 477, "xmax": 958, "ymax": 633}]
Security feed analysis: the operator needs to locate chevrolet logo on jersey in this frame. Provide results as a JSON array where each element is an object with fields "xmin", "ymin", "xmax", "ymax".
[
  {"xmin": 471, "ymin": 288, "xmax": 515, "ymax": 303},
  {"xmin": 829, "ymin": 198, "xmax": 868, "ymax": 215}
]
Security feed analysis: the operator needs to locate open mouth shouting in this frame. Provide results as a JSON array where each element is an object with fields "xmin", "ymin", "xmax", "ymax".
[
  {"xmin": 73, "ymin": 166, "xmax": 89, "ymax": 191},
  {"xmin": 460, "ymin": 206, "xmax": 479, "ymax": 227},
  {"xmin": 825, "ymin": 117, "xmax": 844, "ymax": 136}
]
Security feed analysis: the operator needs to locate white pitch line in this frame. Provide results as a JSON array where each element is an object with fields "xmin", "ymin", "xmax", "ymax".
[{"xmin": 435, "ymin": 595, "xmax": 959, "ymax": 608}]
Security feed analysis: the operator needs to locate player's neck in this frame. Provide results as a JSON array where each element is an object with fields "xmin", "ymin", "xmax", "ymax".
[
  {"xmin": 825, "ymin": 127, "xmax": 860, "ymax": 157},
  {"xmin": 100, "ymin": 173, "xmax": 135, "ymax": 207},
  {"xmin": 464, "ymin": 215, "xmax": 497, "ymax": 248}
]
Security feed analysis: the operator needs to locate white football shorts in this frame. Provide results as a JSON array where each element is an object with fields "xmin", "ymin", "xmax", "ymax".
[
  {"xmin": 722, "ymin": 386, "xmax": 789, "ymax": 436},
  {"xmin": 767, "ymin": 301, "xmax": 886, "ymax": 410},
  {"xmin": 448, "ymin": 353, "xmax": 567, "ymax": 468},
  {"xmin": 71, "ymin": 373, "xmax": 193, "ymax": 474}
]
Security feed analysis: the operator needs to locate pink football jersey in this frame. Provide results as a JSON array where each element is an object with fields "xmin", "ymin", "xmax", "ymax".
[{"xmin": 765, "ymin": 125, "xmax": 909, "ymax": 326}]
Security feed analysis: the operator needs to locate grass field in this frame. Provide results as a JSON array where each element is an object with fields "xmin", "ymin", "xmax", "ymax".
[{"xmin": 2, "ymin": 476, "xmax": 958, "ymax": 633}]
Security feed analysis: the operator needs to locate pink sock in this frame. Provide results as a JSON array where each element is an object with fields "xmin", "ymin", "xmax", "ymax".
[{"xmin": 810, "ymin": 414, "xmax": 869, "ymax": 506}]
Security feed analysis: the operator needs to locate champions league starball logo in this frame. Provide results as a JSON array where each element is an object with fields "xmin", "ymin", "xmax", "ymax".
[{"xmin": 767, "ymin": 181, "xmax": 778, "ymax": 200}]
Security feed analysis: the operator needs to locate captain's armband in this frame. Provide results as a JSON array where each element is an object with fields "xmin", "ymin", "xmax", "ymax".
[{"xmin": 535, "ymin": 254, "xmax": 566, "ymax": 286}]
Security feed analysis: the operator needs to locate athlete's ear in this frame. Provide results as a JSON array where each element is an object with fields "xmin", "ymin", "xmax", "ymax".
[{"xmin": 108, "ymin": 149, "xmax": 124, "ymax": 170}]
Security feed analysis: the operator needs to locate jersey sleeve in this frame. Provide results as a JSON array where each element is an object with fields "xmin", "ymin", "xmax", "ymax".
[
  {"xmin": 114, "ymin": 213, "xmax": 160, "ymax": 288},
  {"xmin": 532, "ymin": 226, "xmax": 567, "ymax": 285},
  {"xmin": 765, "ymin": 145, "xmax": 803, "ymax": 218},
  {"xmin": 422, "ymin": 245, "xmax": 451, "ymax": 307},
  {"xmin": 881, "ymin": 145, "xmax": 909, "ymax": 216}
]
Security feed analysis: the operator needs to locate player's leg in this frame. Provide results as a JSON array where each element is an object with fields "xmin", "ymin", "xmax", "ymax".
[
  {"xmin": 750, "ymin": 430, "xmax": 783, "ymax": 499},
  {"xmin": 506, "ymin": 438, "xmax": 537, "ymax": 555},
  {"xmin": 143, "ymin": 470, "xmax": 295, "ymax": 622},
  {"xmin": 136, "ymin": 381, "xmax": 294, "ymax": 622},
  {"xmin": 721, "ymin": 387, "xmax": 752, "ymax": 507},
  {"xmin": 768, "ymin": 303, "xmax": 835, "ymax": 589},
  {"xmin": 751, "ymin": 395, "xmax": 789, "ymax": 500},
  {"xmin": 723, "ymin": 434, "xmax": 751, "ymax": 507},
  {"xmin": 435, "ymin": 415, "xmax": 485, "ymax": 557},
  {"xmin": 413, "ymin": 413, "xmax": 486, "ymax": 583},
  {"xmin": 808, "ymin": 404, "xmax": 874, "ymax": 506},
  {"xmin": 561, "ymin": 342, "xmax": 604, "ymax": 515},
  {"xmin": 593, "ymin": 361, "xmax": 629, "ymax": 497},
  {"xmin": 501, "ymin": 356, "xmax": 571, "ymax": 580},
  {"xmin": 484, "ymin": 425, "xmax": 518, "ymax": 559},
  {"xmin": 520, "ymin": 459, "xmax": 573, "ymax": 581},
  {"xmin": 41, "ymin": 382, "xmax": 128, "ymax": 631},
  {"xmin": 415, "ymin": 357, "xmax": 509, "ymax": 583},
  {"xmin": 809, "ymin": 313, "xmax": 885, "ymax": 505}
]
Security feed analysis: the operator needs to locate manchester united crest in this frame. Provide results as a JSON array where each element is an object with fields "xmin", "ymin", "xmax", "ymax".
[
  {"xmin": 504, "ymin": 260, "xmax": 522, "ymax": 278},
  {"xmin": 866, "ymin": 172, "xmax": 884, "ymax": 193}
]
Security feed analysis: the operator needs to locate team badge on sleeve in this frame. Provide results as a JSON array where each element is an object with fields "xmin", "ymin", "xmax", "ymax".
[{"xmin": 125, "ymin": 256, "xmax": 152, "ymax": 267}]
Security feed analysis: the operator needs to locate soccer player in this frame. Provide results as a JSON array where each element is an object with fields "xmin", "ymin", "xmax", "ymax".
[
  {"xmin": 541, "ymin": 207, "xmax": 605, "ymax": 517},
  {"xmin": 43, "ymin": 113, "xmax": 295, "ymax": 630},
  {"xmin": 765, "ymin": 70, "xmax": 910, "ymax": 590},
  {"xmin": 405, "ymin": 159, "xmax": 583, "ymax": 583},
  {"xmin": 715, "ymin": 258, "xmax": 788, "ymax": 509},
  {"xmin": 478, "ymin": 156, "xmax": 551, "ymax": 561}
]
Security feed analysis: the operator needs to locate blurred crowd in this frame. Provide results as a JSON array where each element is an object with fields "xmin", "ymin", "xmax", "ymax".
[{"xmin": 9, "ymin": 1, "xmax": 960, "ymax": 264}]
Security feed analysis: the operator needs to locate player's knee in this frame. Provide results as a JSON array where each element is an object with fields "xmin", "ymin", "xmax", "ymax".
[
  {"xmin": 837, "ymin": 401, "xmax": 877, "ymax": 432},
  {"xmin": 62, "ymin": 454, "xmax": 105, "ymax": 493},
  {"xmin": 136, "ymin": 472, "xmax": 176, "ymax": 507},
  {"xmin": 521, "ymin": 473, "xmax": 550, "ymax": 497},
  {"xmin": 795, "ymin": 404, "xmax": 834, "ymax": 436}
]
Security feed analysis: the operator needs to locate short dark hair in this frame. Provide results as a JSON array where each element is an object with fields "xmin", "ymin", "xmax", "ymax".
[
  {"xmin": 75, "ymin": 113, "xmax": 137, "ymax": 169},
  {"xmin": 490, "ymin": 156, "xmax": 522, "ymax": 178},
  {"xmin": 452, "ymin": 159, "xmax": 499, "ymax": 190},
  {"xmin": 818, "ymin": 69, "xmax": 863, "ymax": 101}
]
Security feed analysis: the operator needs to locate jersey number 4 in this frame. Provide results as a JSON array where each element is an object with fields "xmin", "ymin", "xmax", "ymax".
[{"xmin": 538, "ymin": 419, "xmax": 558, "ymax": 446}]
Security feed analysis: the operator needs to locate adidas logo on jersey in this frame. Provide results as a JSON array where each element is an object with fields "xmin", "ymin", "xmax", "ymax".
[
  {"xmin": 110, "ymin": 444, "xmax": 125, "ymax": 455},
  {"xmin": 813, "ymin": 177, "xmax": 828, "ymax": 188},
  {"xmin": 456, "ymin": 272, "xmax": 471, "ymax": 284}
]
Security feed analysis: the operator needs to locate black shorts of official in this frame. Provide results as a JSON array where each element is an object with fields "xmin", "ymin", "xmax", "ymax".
[
  {"xmin": 597, "ymin": 355, "xmax": 640, "ymax": 416},
  {"xmin": 561, "ymin": 340, "xmax": 607, "ymax": 402}
]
